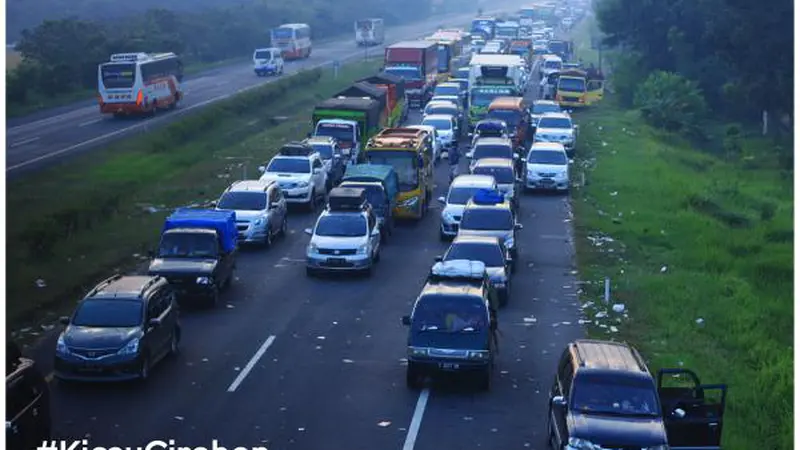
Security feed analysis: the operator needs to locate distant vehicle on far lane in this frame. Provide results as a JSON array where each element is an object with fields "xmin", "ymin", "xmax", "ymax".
[
  {"xmin": 355, "ymin": 18, "xmax": 385, "ymax": 46},
  {"xmin": 97, "ymin": 52, "xmax": 184, "ymax": 117},
  {"xmin": 271, "ymin": 23, "xmax": 312, "ymax": 60}
]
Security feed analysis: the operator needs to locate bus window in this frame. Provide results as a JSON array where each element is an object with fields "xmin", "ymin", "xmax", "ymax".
[{"xmin": 101, "ymin": 63, "xmax": 136, "ymax": 89}]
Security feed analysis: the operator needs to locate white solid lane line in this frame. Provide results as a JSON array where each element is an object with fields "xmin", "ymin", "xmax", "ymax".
[
  {"xmin": 79, "ymin": 118, "xmax": 103, "ymax": 127},
  {"xmin": 227, "ymin": 335, "xmax": 277, "ymax": 392},
  {"xmin": 402, "ymin": 388, "xmax": 431, "ymax": 450},
  {"xmin": 9, "ymin": 136, "xmax": 40, "ymax": 148}
]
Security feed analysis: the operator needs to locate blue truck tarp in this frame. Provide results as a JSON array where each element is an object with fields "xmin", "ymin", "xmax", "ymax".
[
  {"xmin": 343, "ymin": 164, "xmax": 399, "ymax": 203},
  {"xmin": 162, "ymin": 209, "xmax": 238, "ymax": 253}
]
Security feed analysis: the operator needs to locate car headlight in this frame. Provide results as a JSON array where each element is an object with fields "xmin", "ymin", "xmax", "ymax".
[
  {"xmin": 253, "ymin": 218, "xmax": 264, "ymax": 226},
  {"xmin": 504, "ymin": 237, "xmax": 514, "ymax": 249},
  {"xmin": 357, "ymin": 244, "xmax": 368, "ymax": 255},
  {"xmin": 467, "ymin": 350, "xmax": 489, "ymax": 359},
  {"xmin": 308, "ymin": 242, "xmax": 319, "ymax": 253},
  {"xmin": 441, "ymin": 211, "xmax": 456, "ymax": 223},
  {"xmin": 567, "ymin": 438, "xmax": 603, "ymax": 450},
  {"xmin": 117, "ymin": 337, "xmax": 140, "ymax": 356},
  {"xmin": 535, "ymin": 134, "xmax": 546, "ymax": 141},
  {"xmin": 56, "ymin": 335, "xmax": 69, "ymax": 355},
  {"xmin": 196, "ymin": 276, "xmax": 210, "ymax": 285},
  {"xmin": 557, "ymin": 170, "xmax": 568, "ymax": 179},
  {"xmin": 297, "ymin": 181, "xmax": 310, "ymax": 188},
  {"xmin": 408, "ymin": 346, "xmax": 428, "ymax": 356}
]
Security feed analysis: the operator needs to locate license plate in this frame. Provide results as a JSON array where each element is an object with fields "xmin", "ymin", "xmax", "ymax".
[
  {"xmin": 327, "ymin": 258, "xmax": 346, "ymax": 265},
  {"xmin": 439, "ymin": 362, "xmax": 460, "ymax": 370}
]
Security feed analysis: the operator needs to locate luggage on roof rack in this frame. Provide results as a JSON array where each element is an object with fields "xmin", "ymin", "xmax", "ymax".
[
  {"xmin": 429, "ymin": 260, "xmax": 487, "ymax": 282},
  {"xmin": 472, "ymin": 189, "xmax": 505, "ymax": 205},
  {"xmin": 279, "ymin": 142, "xmax": 315, "ymax": 157},
  {"xmin": 328, "ymin": 187, "xmax": 368, "ymax": 211}
]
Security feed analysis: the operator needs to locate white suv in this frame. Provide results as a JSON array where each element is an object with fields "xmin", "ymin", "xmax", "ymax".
[
  {"xmin": 437, "ymin": 174, "xmax": 498, "ymax": 241},
  {"xmin": 258, "ymin": 142, "xmax": 328, "ymax": 211},
  {"xmin": 534, "ymin": 112, "xmax": 578, "ymax": 156},
  {"xmin": 526, "ymin": 142, "xmax": 570, "ymax": 192},
  {"xmin": 214, "ymin": 179, "xmax": 288, "ymax": 246}
]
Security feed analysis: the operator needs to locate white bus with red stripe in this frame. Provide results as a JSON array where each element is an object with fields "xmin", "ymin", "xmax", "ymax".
[
  {"xmin": 271, "ymin": 23, "xmax": 312, "ymax": 60},
  {"xmin": 97, "ymin": 52, "xmax": 184, "ymax": 117}
]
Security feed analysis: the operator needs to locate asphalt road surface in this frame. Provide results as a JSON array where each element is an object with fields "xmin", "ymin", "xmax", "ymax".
[
  {"xmin": 31, "ymin": 62, "xmax": 587, "ymax": 450},
  {"xmin": 5, "ymin": 5, "xmax": 519, "ymax": 177}
]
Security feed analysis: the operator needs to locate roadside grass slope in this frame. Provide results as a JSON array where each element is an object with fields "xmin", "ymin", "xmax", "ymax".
[
  {"xmin": 571, "ymin": 96, "xmax": 793, "ymax": 449},
  {"xmin": 7, "ymin": 60, "xmax": 381, "ymax": 336}
]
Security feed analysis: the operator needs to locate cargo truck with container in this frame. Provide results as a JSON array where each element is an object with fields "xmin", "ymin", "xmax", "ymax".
[
  {"xmin": 355, "ymin": 18, "xmax": 385, "ymax": 46},
  {"xmin": 383, "ymin": 41, "xmax": 438, "ymax": 108},
  {"xmin": 356, "ymin": 72, "xmax": 408, "ymax": 127}
]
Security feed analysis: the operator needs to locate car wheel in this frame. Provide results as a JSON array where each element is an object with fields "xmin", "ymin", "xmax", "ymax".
[
  {"xmin": 169, "ymin": 328, "xmax": 180, "ymax": 356},
  {"xmin": 264, "ymin": 227, "xmax": 273, "ymax": 248},
  {"xmin": 280, "ymin": 215, "xmax": 288, "ymax": 237},
  {"xmin": 477, "ymin": 367, "xmax": 491, "ymax": 391},
  {"xmin": 306, "ymin": 267, "xmax": 316, "ymax": 277},
  {"xmin": 406, "ymin": 363, "xmax": 420, "ymax": 389},
  {"xmin": 139, "ymin": 354, "xmax": 151, "ymax": 381},
  {"xmin": 374, "ymin": 248, "xmax": 381, "ymax": 263},
  {"xmin": 207, "ymin": 288, "xmax": 219, "ymax": 308}
]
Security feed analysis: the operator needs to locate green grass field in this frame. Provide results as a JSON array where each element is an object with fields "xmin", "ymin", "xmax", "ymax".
[
  {"xmin": 7, "ymin": 60, "xmax": 381, "ymax": 334},
  {"xmin": 570, "ymin": 98, "xmax": 793, "ymax": 449}
]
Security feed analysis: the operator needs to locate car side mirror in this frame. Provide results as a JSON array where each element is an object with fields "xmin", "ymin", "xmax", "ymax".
[
  {"xmin": 258, "ymin": 166, "xmax": 266, "ymax": 173},
  {"xmin": 551, "ymin": 395, "xmax": 567, "ymax": 408},
  {"xmin": 269, "ymin": 202, "xmax": 280, "ymax": 209},
  {"xmin": 513, "ymin": 154, "xmax": 520, "ymax": 160},
  {"xmin": 505, "ymin": 257, "xmax": 513, "ymax": 266},
  {"xmin": 437, "ymin": 196, "xmax": 446, "ymax": 204},
  {"xmin": 59, "ymin": 316, "xmax": 70, "ymax": 325},
  {"xmin": 371, "ymin": 229, "xmax": 380, "ymax": 237},
  {"xmin": 313, "ymin": 168, "xmax": 322, "ymax": 174},
  {"xmin": 304, "ymin": 228, "xmax": 313, "ymax": 236},
  {"xmin": 516, "ymin": 177, "xmax": 524, "ymax": 183},
  {"xmin": 515, "ymin": 223, "xmax": 523, "ymax": 230},
  {"xmin": 671, "ymin": 408, "xmax": 687, "ymax": 419},
  {"xmin": 573, "ymin": 124, "xmax": 579, "ymax": 132},
  {"xmin": 434, "ymin": 255, "xmax": 443, "ymax": 262},
  {"xmin": 402, "ymin": 315, "xmax": 411, "ymax": 326},
  {"xmin": 466, "ymin": 153, "xmax": 473, "ymax": 160},
  {"xmin": 148, "ymin": 318, "xmax": 162, "ymax": 328},
  {"xmin": 468, "ymin": 132, "xmax": 473, "ymax": 137},
  {"xmin": 209, "ymin": 200, "xmax": 218, "ymax": 207}
]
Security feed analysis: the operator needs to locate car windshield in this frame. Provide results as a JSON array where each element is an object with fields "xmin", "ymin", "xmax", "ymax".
[
  {"xmin": 314, "ymin": 214, "xmax": 367, "ymax": 237},
  {"xmin": 267, "ymin": 158, "xmax": 311, "ymax": 174},
  {"xmin": 571, "ymin": 376, "xmax": 661, "ymax": 417},
  {"xmin": 71, "ymin": 299, "xmax": 143, "ymax": 328},
  {"xmin": 365, "ymin": 151, "xmax": 419, "ymax": 192},
  {"xmin": 528, "ymin": 150, "xmax": 567, "ymax": 164},
  {"xmin": 217, "ymin": 191, "xmax": 267, "ymax": 211},
  {"xmin": 158, "ymin": 233, "xmax": 218, "ymax": 258},
  {"xmin": 544, "ymin": 60, "xmax": 562, "ymax": 69},
  {"xmin": 558, "ymin": 77, "xmax": 586, "ymax": 92},
  {"xmin": 422, "ymin": 118, "xmax": 452, "ymax": 130},
  {"xmin": 538, "ymin": 117, "xmax": 572, "ymax": 129},
  {"xmin": 383, "ymin": 66, "xmax": 422, "ymax": 81},
  {"xmin": 532, "ymin": 103, "xmax": 561, "ymax": 114},
  {"xmin": 447, "ymin": 186, "xmax": 486, "ymax": 205},
  {"xmin": 435, "ymin": 86, "xmax": 460, "ymax": 96},
  {"xmin": 310, "ymin": 144, "xmax": 334, "ymax": 159},
  {"xmin": 425, "ymin": 106, "xmax": 456, "ymax": 117},
  {"xmin": 474, "ymin": 166, "xmax": 515, "ymax": 184},
  {"xmin": 474, "ymin": 145, "xmax": 512, "ymax": 159},
  {"xmin": 254, "ymin": 50, "xmax": 275, "ymax": 59},
  {"xmin": 315, "ymin": 124, "xmax": 354, "ymax": 141},
  {"xmin": 444, "ymin": 242, "xmax": 505, "ymax": 266},
  {"xmin": 412, "ymin": 295, "xmax": 487, "ymax": 332},
  {"xmin": 488, "ymin": 109, "xmax": 522, "ymax": 126},
  {"xmin": 461, "ymin": 208, "xmax": 513, "ymax": 230}
]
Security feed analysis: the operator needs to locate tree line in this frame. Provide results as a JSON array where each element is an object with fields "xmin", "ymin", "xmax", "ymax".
[
  {"xmin": 593, "ymin": 0, "xmax": 792, "ymax": 140},
  {"xmin": 6, "ymin": 0, "xmax": 442, "ymax": 108}
]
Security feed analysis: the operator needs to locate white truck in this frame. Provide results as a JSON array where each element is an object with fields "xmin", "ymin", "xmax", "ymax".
[
  {"xmin": 468, "ymin": 54, "xmax": 527, "ymax": 91},
  {"xmin": 355, "ymin": 18, "xmax": 385, "ymax": 46}
]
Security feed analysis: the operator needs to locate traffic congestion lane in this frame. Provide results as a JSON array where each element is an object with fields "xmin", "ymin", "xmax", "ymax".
[{"xmin": 6, "ymin": 4, "xmax": 520, "ymax": 175}]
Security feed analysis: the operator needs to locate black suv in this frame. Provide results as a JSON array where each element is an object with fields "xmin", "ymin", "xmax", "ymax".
[
  {"xmin": 7, "ymin": 340, "xmax": 51, "ymax": 449},
  {"xmin": 54, "ymin": 275, "xmax": 181, "ymax": 382},
  {"xmin": 402, "ymin": 260, "xmax": 500, "ymax": 390},
  {"xmin": 547, "ymin": 339, "xmax": 727, "ymax": 450}
]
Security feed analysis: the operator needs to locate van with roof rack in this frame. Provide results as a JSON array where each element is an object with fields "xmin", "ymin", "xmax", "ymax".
[{"xmin": 402, "ymin": 260, "xmax": 499, "ymax": 390}]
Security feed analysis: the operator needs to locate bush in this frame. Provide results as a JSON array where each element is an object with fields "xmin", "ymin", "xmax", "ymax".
[{"xmin": 633, "ymin": 71, "xmax": 708, "ymax": 134}]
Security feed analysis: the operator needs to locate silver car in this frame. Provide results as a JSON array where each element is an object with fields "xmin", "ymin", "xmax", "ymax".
[
  {"xmin": 214, "ymin": 180, "xmax": 288, "ymax": 247},
  {"xmin": 456, "ymin": 193, "xmax": 522, "ymax": 265}
]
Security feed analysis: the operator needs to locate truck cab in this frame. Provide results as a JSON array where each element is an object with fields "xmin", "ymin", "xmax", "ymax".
[
  {"xmin": 253, "ymin": 47, "xmax": 284, "ymax": 77},
  {"xmin": 148, "ymin": 209, "xmax": 238, "ymax": 308}
]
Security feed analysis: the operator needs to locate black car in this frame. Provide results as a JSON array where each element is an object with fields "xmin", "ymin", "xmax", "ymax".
[
  {"xmin": 402, "ymin": 260, "xmax": 499, "ymax": 390},
  {"xmin": 7, "ymin": 340, "xmax": 51, "ymax": 449},
  {"xmin": 547, "ymin": 339, "xmax": 727, "ymax": 450},
  {"xmin": 54, "ymin": 275, "xmax": 181, "ymax": 382}
]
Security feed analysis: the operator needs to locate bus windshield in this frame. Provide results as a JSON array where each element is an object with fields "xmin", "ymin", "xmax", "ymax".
[
  {"xmin": 471, "ymin": 89, "xmax": 514, "ymax": 107},
  {"xmin": 366, "ymin": 151, "xmax": 419, "ymax": 192},
  {"xmin": 383, "ymin": 66, "xmax": 422, "ymax": 81},
  {"xmin": 272, "ymin": 28, "xmax": 294, "ymax": 39},
  {"xmin": 101, "ymin": 63, "xmax": 136, "ymax": 89},
  {"xmin": 558, "ymin": 77, "xmax": 586, "ymax": 93}
]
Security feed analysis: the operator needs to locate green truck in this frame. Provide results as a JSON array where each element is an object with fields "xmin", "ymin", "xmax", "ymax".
[{"xmin": 312, "ymin": 97, "xmax": 382, "ymax": 164}]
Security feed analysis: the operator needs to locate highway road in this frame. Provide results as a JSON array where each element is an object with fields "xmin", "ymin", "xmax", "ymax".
[
  {"xmin": 28, "ymin": 62, "xmax": 588, "ymax": 450},
  {"xmin": 5, "ymin": 5, "xmax": 519, "ymax": 177}
]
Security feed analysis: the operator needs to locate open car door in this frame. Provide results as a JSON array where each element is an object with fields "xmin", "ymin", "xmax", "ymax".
[
  {"xmin": 657, "ymin": 368, "xmax": 727, "ymax": 449},
  {"xmin": 585, "ymin": 80, "xmax": 604, "ymax": 105}
]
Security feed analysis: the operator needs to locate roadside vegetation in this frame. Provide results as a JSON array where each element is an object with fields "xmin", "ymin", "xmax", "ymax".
[
  {"xmin": 5, "ymin": 0, "xmax": 468, "ymax": 117},
  {"xmin": 569, "ymin": 5, "xmax": 792, "ymax": 449},
  {"xmin": 7, "ymin": 60, "xmax": 381, "ymax": 336}
]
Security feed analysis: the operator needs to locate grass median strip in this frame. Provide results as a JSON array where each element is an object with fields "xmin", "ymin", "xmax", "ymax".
[
  {"xmin": 8, "ymin": 59, "xmax": 382, "ymax": 334},
  {"xmin": 570, "ymin": 97, "xmax": 792, "ymax": 450}
]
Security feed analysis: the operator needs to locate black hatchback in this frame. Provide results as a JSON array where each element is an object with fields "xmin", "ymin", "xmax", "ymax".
[{"xmin": 54, "ymin": 275, "xmax": 181, "ymax": 382}]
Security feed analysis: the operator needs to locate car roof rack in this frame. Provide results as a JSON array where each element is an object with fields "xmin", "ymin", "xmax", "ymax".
[
  {"xmin": 471, "ymin": 189, "xmax": 506, "ymax": 205},
  {"xmin": 428, "ymin": 260, "xmax": 487, "ymax": 283},
  {"xmin": 279, "ymin": 141, "xmax": 315, "ymax": 157},
  {"xmin": 327, "ymin": 187, "xmax": 368, "ymax": 211}
]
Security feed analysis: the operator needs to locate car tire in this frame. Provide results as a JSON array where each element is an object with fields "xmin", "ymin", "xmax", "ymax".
[
  {"xmin": 406, "ymin": 364, "xmax": 420, "ymax": 389},
  {"xmin": 477, "ymin": 367, "xmax": 491, "ymax": 391},
  {"xmin": 280, "ymin": 215, "xmax": 288, "ymax": 237},
  {"xmin": 374, "ymin": 249, "xmax": 381, "ymax": 263},
  {"xmin": 169, "ymin": 328, "xmax": 180, "ymax": 356},
  {"xmin": 139, "ymin": 354, "xmax": 151, "ymax": 381},
  {"xmin": 306, "ymin": 267, "xmax": 316, "ymax": 277},
  {"xmin": 440, "ymin": 231, "xmax": 449, "ymax": 242},
  {"xmin": 207, "ymin": 288, "xmax": 219, "ymax": 308},
  {"xmin": 264, "ymin": 227, "xmax": 273, "ymax": 248}
]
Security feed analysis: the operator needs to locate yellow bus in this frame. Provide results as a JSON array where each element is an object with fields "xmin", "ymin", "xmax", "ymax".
[{"xmin": 363, "ymin": 128, "xmax": 433, "ymax": 220}]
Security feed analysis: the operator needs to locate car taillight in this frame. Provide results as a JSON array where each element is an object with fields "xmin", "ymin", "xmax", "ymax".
[{"xmin": 136, "ymin": 90, "xmax": 143, "ymax": 106}]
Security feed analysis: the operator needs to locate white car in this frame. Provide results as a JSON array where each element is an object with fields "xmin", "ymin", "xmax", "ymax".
[
  {"xmin": 534, "ymin": 112, "xmax": 578, "ymax": 156},
  {"xmin": 252, "ymin": 47, "xmax": 284, "ymax": 77},
  {"xmin": 258, "ymin": 143, "xmax": 328, "ymax": 211},
  {"xmin": 405, "ymin": 124, "xmax": 442, "ymax": 162},
  {"xmin": 437, "ymin": 174, "xmax": 497, "ymax": 240},
  {"xmin": 421, "ymin": 114, "xmax": 459, "ymax": 151},
  {"xmin": 525, "ymin": 142, "xmax": 570, "ymax": 192},
  {"xmin": 540, "ymin": 54, "xmax": 563, "ymax": 77}
]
